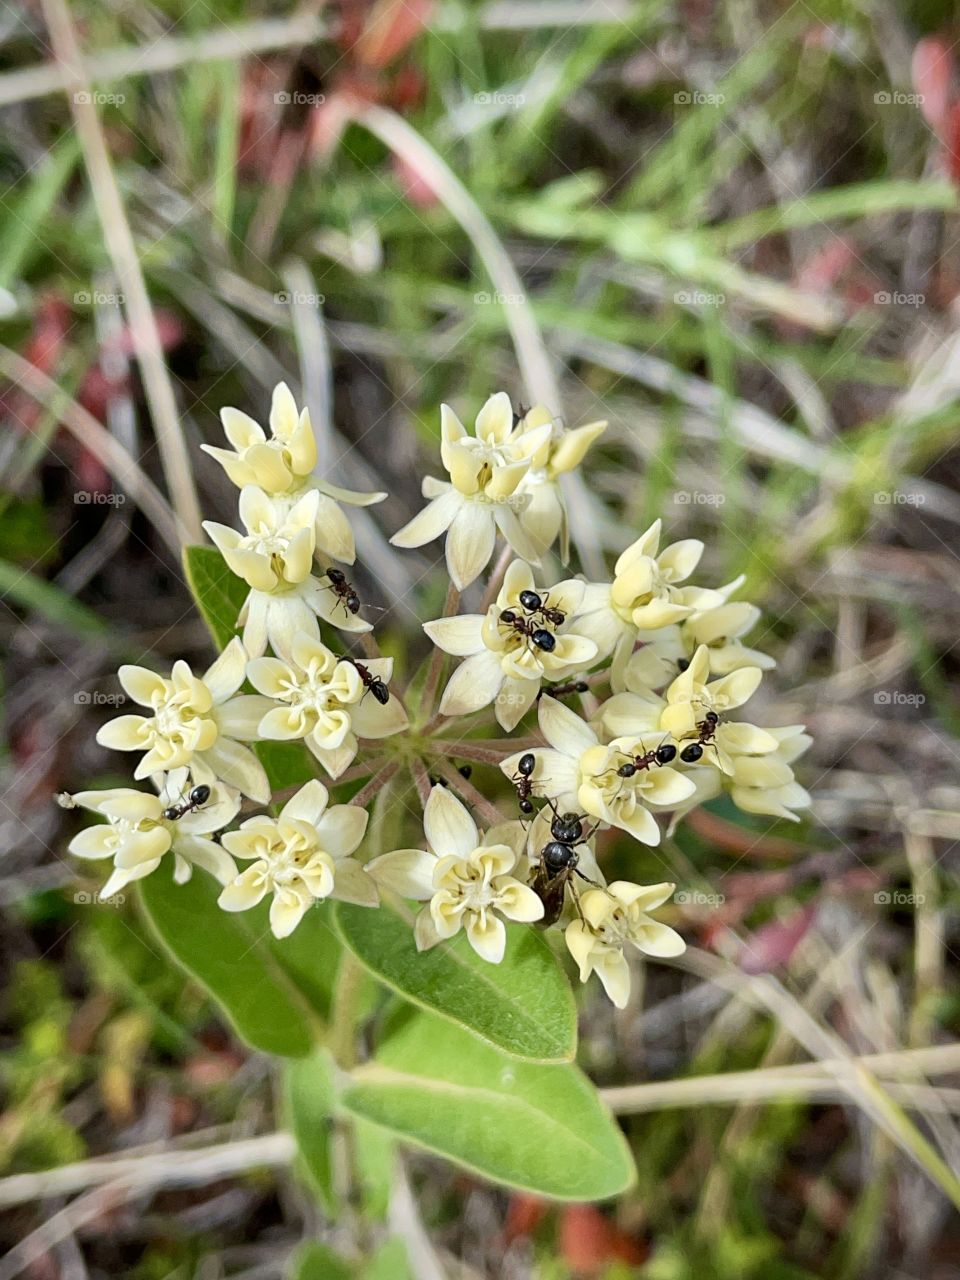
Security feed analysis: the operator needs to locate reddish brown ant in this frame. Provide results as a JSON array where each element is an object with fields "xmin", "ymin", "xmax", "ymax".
[
  {"xmin": 510, "ymin": 752, "xmax": 537, "ymax": 815},
  {"xmin": 517, "ymin": 588, "xmax": 566, "ymax": 628},
  {"xmin": 679, "ymin": 710, "xmax": 719, "ymax": 763},
  {"xmin": 539, "ymin": 679, "xmax": 589, "ymax": 701},
  {"xmin": 323, "ymin": 567, "xmax": 361, "ymax": 616},
  {"xmin": 499, "ymin": 609, "xmax": 557, "ymax": 653},
  {"xmin": 342, "ymin": 655, "xmax": 390, "ymax": 705},
  {"xmin": 162, "ymin": 784, "xmax": 211, "ymax": 821},
  {"xmin": 616, "ymin": 740, "xmax": 677, "ymax": 777}
]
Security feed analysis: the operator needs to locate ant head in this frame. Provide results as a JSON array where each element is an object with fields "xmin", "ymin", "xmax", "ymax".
[
  {"xmin": 551, "ymin": 811, "xmax": 583, "ymax": 844},
  {"xmin": 499, "ymin": 609, "xmax": 517, "ymax": 624},
  {"xmin": 704, "ymin": 710, "xmax": 719, "ymax": 724},
  {"xmin": 346, "ymin": 593, "xmax": 361, "ymax": 614}
]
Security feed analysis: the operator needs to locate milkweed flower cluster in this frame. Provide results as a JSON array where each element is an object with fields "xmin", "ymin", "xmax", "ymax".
[{"xmin": 65, "ymin": 384, "xmax": 810, "ymax": 1013}]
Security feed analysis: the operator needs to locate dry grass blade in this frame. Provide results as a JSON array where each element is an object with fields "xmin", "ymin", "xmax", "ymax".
[{"xmin": 40, "ymin": 0, "xmax": 202, "ymax": 544}]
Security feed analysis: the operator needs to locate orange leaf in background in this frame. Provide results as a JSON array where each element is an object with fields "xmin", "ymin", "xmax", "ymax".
[
  {"xmin": 943, "ymin": 100, "xmax": 960, "ymax": 184},
  {"xmin": 502, "ymin": 1193, "xmax": 547, "ymax": 1244},
  {"xmin": 912, "ymin": 36, "xmax": 955, "ymax": 133},
  {"xmin": 740, "ymin": 901, "xmax": 816, "ymax": 974},
  {"xmin": 354, "ymin": 0, "xmax": 433, "ymax": 69},
  {"xmin": 559, "ymin": 1204, "xmax": 647, "ymax": 1273}
]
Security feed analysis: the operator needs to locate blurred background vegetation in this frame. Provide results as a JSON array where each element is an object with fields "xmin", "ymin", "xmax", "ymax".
[{"xmin": 2, "ymin": 0, "xmax": 960, "ymax": 1275}]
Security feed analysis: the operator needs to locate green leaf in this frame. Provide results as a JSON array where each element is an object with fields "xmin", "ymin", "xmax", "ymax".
[
  {"xmin": 342, "ymin": 1010, "xmax": 635, "ymax": 1201},
  {"xmin": 289, "ymin": 1243, "xmax": 353, "ymax": 1280},
  {"xmin": 353, "ymin": 1117, "xmax": 396, "ymax": 1221},
  {"xmin": 255, "ymin": 740, "xmax": 317, "ymax": 793},
  {"xmin": 139, "ymin": 859, "xmax": 332, "ymax": 1056},
  {"xmin": 333, "ymin": 902, "xmax": 576, "ymax": 1063},
  {"xmin": 285, "ymin": 1049, "xmax": 338, "ymax": 1214},
  {"xmin": 361, "ymin": 1240, "xmax": 412, "ymax": 1280},
  {"xmin": 183, "ymin": 544, "xmax": 247, "ymax": 649}
]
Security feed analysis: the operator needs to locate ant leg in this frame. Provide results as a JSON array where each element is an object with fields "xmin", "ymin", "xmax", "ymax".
[
  {"xmin": 573, "ymin": 867, "xmax": 603, "ymax": 888},
  {"xmin": 568, "ymin": 877, "xmax": 588, "ymax": 926}
]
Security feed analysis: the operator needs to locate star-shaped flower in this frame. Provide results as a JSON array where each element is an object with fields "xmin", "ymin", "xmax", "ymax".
[
  {"xmin": 424, "ymin": 559, "xmax": 597, "ymax": 730},
  {"xmin": 95, "ymin": 638, "xmax": 272, "ymax": 802},
  {"xmin": 217, "ymin": 780, "xmax": 377, "ymax": 938},
  {"xmin": 366, "ymin": 785, "xmax": 543, "ymax": 963}
]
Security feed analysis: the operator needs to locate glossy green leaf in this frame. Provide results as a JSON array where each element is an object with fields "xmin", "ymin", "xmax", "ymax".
[
  {"xmin": 139, "ymin": 859, "xmax": 333, "ymax": 1056},
  {"xmin": 333, "ymin": 902, "xmax": 576, "ymax": 1063},
  {"xmin": 285, "ymin": 1049, "xmax": 338, "ymax": 1214},
  {"xmin": 341, "ymin": 1010, "xmax": 635, "ymax": 1201},
  {"xmin": 183, "ymin": 544, "xmax": 247, "ymax": 649}
]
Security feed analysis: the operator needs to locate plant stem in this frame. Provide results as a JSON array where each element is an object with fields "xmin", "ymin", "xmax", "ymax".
[
  {"xmin": 420, "ymin": 581, "xmax": 460, "ymax": 722},
  {"xmin": 479, "ymin": 541, "xmax": 513, "ymax": 612},
  {"xmin": 434, "ymin": 760, "xmax": 506, "ymax": 828},
  {"xmin": 329, "ymin": 952, "xmax": 365, "ymax": 1070},
  {"xmin": 410, "ymin": 757, "xmax": 433, "ymax": 808},
  {"xmin": 350, "ymin": 761, "xmax": 400, "ymax": 809}
]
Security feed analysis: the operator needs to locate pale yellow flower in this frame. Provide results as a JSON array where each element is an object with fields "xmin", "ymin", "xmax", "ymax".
[
  {"xmin": 726, "ymin": 724, "xmax": 812, "ymax": 821},
  {"xmin": 658, "ymin": 644, "xmax": 764, "ymax": 741},
  {"xmin": 425, "ymin": 559, "xmax": 598, "ymax": 730},
  {"xmin": 501, "ymin": 696, "xmax": 695, "ymax": 846},
  {"xmin": 218, "ymin": 779, "xmax": 377, "ymax": 938},
  {"xmin": 67, "ymin": 771, "xmax": 239, "ymax": 898},
  {"xmin": 95, "ymin": 638, "xmax": 271, "ymax": 802},
  {"xmin": 565, "ymin": 881, "xmax": 685, "ymax": 1008},
  {"xmin": 246, "ymin": 633, "xmax": 406, "ymax": 779},
  {"xmin": 202, "ymin": 382, "xmax": 385, "ymax": 563},
  {"xmin": 510, "ymin": 404, "xmax": 606, "ymax": 556},
  {"xmin": 204, "ymin": 487, "xmax": 370, "ymax": 659},
  {"xmin": 366, "ymin": 785, "xmax": 543, "ymax": 963},
  {"xmin": 576, "ymin": 520, "xmax": 723, "ymax": 663},
  {"xmin": 390, "ymin": 393, "xmax": 551, "ymax": 589}
]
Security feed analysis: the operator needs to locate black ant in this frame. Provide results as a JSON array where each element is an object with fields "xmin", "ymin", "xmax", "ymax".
[
  {"xmin": 616, "ymin": 741, "xmax": 677, "ymax": 777},
  {"xmin": 517, "ymin": 589, "xmax": 566, "ymax": 628},
  {"xmin": 510, "ymin": 752, "xmax": 536, "ymax": 815},
  {"xmin": 539, "ymin": 679, "xmax": 589, "ymax": 701},
  {"xmin": 679, "ymin": 711, "xmax": 719, "ymax": 763},
  {"xmin": 530, "ymin": 802, "xmax": 601, "ymax": 927},
  {"xmin": 498, "ymin": 610, "xmax": 556, "ymax": 653},
  {"xmin": 511, "ymin": 403, "xmax": 530, "ymax": 427},
  {"xmin": 323, "ymin": 567, "xmax": 361, "ymax": 616},
  {"xmin": 162, "ymin": 784, "xmax": 211, "ymax": 821},
  {"xmin": 342, "ymin": 655, "xmax": 390, "ymax": 705},
  {"xmin": 429, "ymin": 765, "xmax": 473, "ymax": 787}
]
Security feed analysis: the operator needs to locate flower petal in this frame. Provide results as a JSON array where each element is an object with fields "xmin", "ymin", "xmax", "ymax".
[
  {"xmin": 423, "ymin": 784, "xmax": 478, "ymax": 859},
  {"xmin": 423, "ymin": 614, "xmax": 485, "ymax": 657},
  {"xmin": 438, "ymin": 650, "xmax": 503, "ymax": 717},
  {"xmin": 445, "ymin": 501, "xmax": 496, "ymax": 590},
  {"xmin": 365, "ymin": 848, "xmax": 436, "ymax": 900},
  {"xmin": 390, "ymin": 489, "xmax": 461, "ymax": 549}
]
